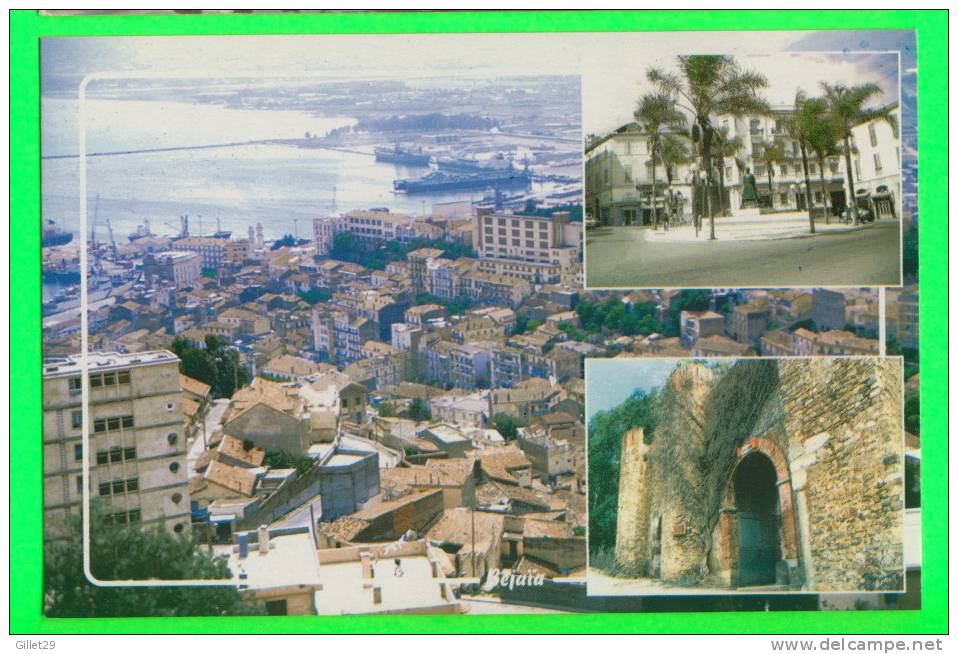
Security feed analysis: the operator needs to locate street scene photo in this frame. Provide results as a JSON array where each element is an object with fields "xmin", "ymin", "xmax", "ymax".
[
  {"xmin": 586, "ymin": 357, "xmax": 915, "ymax": 598},
  {"xmin": 584, "ymin": 51, "xmax": 903, "ymax": 288}
]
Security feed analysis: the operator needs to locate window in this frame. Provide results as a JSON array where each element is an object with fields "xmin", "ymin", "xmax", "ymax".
[
  {"xmin": 873, "ymin": 153, "xmax": 883, "ymax": 172},
  {"xmin": 172, "ymin": 492, "xmax": 182, "ymax": 504},
  {"xmin": 124, "ymin": 447, "xmax": 136, "ymax": 460},
  {"xmin": 96, "ymin": 452, "xmax": 109, "ymax": 465},
  {"xmin": 90, "ymin": 375, "xmax": 102, "ymax": 388},
  {"xmin": 169, "ymin": 462, "xmax": 180, "ymax": 473},
  {"xmin": 117, "ymin": 370, "xmax": 131, "ymax": 384},
  {"xmin": 624, "ymin": 165, "xmax": 632, "ymax": 182},
  {"xmin": 99, "ymin": 483, "xmax": 111, "ymax": 497},
  {"xmin": 121, "ymin": 416, "xmax": 134, "ymax": 429},
  {"xmin": 109, "ymin": 447, "xmax": 123, "ymax": 463},
  {"xmin": 173, "ymin": 522, "xmax": 184, "ymax": 533},
  {"xmin": 75, "ymin": 476, "xmax": 83, "ymax": 494},
  {"xmin": 868, "ymin": 123, "xmax": 878, "ymax": 147},
  {"xmin": 129, "ymin": 509, "xmax": 141, "ymax": 523},
  {"xmin": 167, "ymin": 433, "xmax": 178, "ymax": 445},
  {"xmin": 74, "ymin": 443, "xmax": 83, "ymax": 461},
  {"xmin": 809, "ymin": 163, "xmax": 817, "ymax": 174},
  {"xmin": 71, "ymin": 411, "xmax": 83, "ymax": 429},
  {"xmin": 103, "ymin": 373, "xmax": 117, "ymax": 387},
  {"xmin": 68, "ymin": 377, "xmax": 82, "ymax": 393}
]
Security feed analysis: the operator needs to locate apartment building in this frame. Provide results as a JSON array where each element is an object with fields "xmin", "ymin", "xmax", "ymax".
[
  {"xmin": 473, "ymin": 210, "xmax": 581, "ymax": 284},
  {"xmin": 172, "ymin": 237, "xmax": 250, "ymax": 269},
  {"xmin": 585, "ymin": 103, "xmax": 901, "ymax": 224},
  {"xmin": 42, "ymin": 350, "xmax": 190, "ymax": 541}
]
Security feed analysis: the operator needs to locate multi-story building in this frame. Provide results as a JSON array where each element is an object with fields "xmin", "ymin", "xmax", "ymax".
[
  {"xmin": 473, "ymin": 210, "xmax": 581, "ymax": 284},
  {"xmin": 460, "ymin": 271, "xmax": 531, "ymax": 308},
  {"xmin": 730, "ymin": 298, "xmax": 769, "ymax": 344},
  {"xmin": 311, "ymin": 307, "xmax": 379, "ymax": 365},
  {"xmin": 143, "ymin": 251, "xmax": 201, "ymax": 288},
  {"xmin": 42, "ymin": 351, "xmax": 190, "ymax": 541},
  {"xmin": 896, "ymin": 286, "xmax": 919, "ymax": 350},
  {"xmin": 172, "ymin": 236, "xmax": 246, "ymax": 270},
  {"xmin": 679, "ymin": 310, "xmax": 725, "ymax": 347},
  {"xmin": 813, "ymin": 289, "xmax": 847, "ymax": 332},
  {"xmin": 313, "ymin": 210, "xmax": 420, "ymax": 257},
  {"xmin": 586, "ymin": 103, "xmax": 901, "ymax": 224}
]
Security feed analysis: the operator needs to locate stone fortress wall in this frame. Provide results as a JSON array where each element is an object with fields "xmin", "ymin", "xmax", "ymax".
[{"xmin": 613, "ymin": 358, "xmax": 904, "ymax": 592}]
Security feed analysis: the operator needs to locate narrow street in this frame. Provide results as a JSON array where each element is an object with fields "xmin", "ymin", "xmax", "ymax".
[{"xmin": 186, "ymin": 398, "xmax": 230, "ymax": 474}]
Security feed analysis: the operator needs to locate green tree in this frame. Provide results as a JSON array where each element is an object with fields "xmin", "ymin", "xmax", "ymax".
[
  {"xmin": 904, "ymin": 391, "xmax": 920, "ymax": 436},
  {"xmin": 171, "ymin": 337, "xmax": 217, "ymax": 388},
  {"xmin": 711, "ymin": 125, "xmax": 744, "ymax": 216},
  {"xmin": 263, "ymin": 448, "xmax": 315, "ymax": 475},
  {"xmin": 757, "ymin": 139, "xmax": 786, "ymax": 209},
  {"xmin": 406, "ymin": 398, "xmax": 432, "ymax": 422},
  {"xmin": 648, "ymin": 55, "xmax": 770, "ymax": 239},
  {"xmin": 821, "ymin": 81, "xmax": 897, "ymax": 224},
  {"xmin": 44, "ymin": 506, "xmax": 263, "ymax": 617},
  {"xmin": 634, "ymin": 92, "xmax": 687, "ymax": 229},
  {"xmin": 588, "ymin": 389, "xmax": 658, "ymax": 560},
  {"xmin": 787, "ymin": 90, "xmax": 819, "ymax": 233},
  {"xmin": 493, "ymin": 413, "xmax": 525, "ymax": 441},
  {"xmin": 803, "ymin": 95, "xmax": 842, "ymax": 222}
]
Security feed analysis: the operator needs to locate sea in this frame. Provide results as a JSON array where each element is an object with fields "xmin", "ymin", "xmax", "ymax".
[{"xmin": 41, "ymin": 96, "xmax": 561, "ymax": 244}]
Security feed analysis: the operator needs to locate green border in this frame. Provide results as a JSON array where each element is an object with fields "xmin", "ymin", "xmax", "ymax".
[{"xmin": 11, "ymin": 9, "xmax": 947, "ymax": 634}]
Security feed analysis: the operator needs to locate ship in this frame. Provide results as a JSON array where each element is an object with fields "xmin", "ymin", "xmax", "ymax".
[
  {"xmin": 393, "ymin": 164, "xmax": 532, "ymax": 194},
  {"xmin": 374, "ymin": 144, "xmax": 431, "ymax": 167},
  {"xmin": 435, "ymin": 152, "xmax": 513, "ymax": 174},
  {"xmin": 128, "ymin": 220, "xmax": 156, "ymax": 242},
  {"xmin": 42, "ymin": 219, "xmax": 73, "ymax": 248}
]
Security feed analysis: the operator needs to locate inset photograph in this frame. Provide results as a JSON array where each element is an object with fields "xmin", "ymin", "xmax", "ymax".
[
  {"xmin": 586, "ymin": 357, "xmax": 906, "ymax": 595},
  {"xmin": 584, "ymin": 52, "xmax": 902, "ymax": 288}
]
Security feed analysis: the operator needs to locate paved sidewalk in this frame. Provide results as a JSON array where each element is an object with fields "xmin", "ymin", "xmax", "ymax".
[{"xmin": 645, "ymin": 211, "xmax": 864, "ymax": 243}]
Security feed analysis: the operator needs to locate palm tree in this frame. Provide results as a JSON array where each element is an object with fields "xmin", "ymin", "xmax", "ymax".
[
  {"xmin": 648, "ymin": 55, "xmax": 770, "ymax": 239},
  {"xmin": 757, "ymin": 140, "xmax": 786, "ymax": 209},
  {"xmin": 821, "ymin": 82, "xmax": 897, "ymax": 224},
  {"xmin": 660, "ymin": 133, "xmax": 692, "ymax": 187},
  {"xmin": 803, "ymin": 95, "xmax": 842, "ymax": 224},
  {"xmin": 634, "ymin": 92, "xmax": 686, "ymax": 229},
  {"xmin": 787, "ymin": 91, "xmax": 818, "ymax": 233},
  {"xmin": 711, "ymin": 125, "xmax": 744, "ymax": 216}
]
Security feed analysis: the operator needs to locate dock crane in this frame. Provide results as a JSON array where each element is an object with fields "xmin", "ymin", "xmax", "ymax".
[{"xmin": 105, "ymin": 217, "xmax": 118, "ymax": 262}]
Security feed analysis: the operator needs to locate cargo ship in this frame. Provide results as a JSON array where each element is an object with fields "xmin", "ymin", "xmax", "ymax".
[
  {"xmin": 374, "ymin": 144, "xmax": 431, "ymax": 167},
  {"xmin": 393, "ymin": 164, "xmax": 532, "ymax": 194},
  {"xmin": 42, "ymin": 220, "xmax": 73, "ymax": 248}
]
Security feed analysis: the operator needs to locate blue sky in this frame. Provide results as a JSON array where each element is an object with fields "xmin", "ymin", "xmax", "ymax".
[{"xmin": 585, "ymin": 359, "xmax": 680, "ymax": 424}]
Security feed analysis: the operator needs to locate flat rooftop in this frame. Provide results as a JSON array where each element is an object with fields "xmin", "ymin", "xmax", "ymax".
[
  {"xmin": 313, "ymin": 551, "xmax": 456, "ymax": 615},
  {"xmin": 43, "ymin": 350, "xmax": 179, "ymax": 378},
  {"xmin": 226, "ymin": 531, "xmax": 323, "ymax": 591}
]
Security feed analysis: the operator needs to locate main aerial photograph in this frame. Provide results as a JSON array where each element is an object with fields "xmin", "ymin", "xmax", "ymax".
[{"xmin": 37, "ymin": 28, "xmax": 920, "ymax": 620}]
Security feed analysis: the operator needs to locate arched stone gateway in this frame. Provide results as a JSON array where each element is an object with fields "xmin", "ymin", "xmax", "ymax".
[{"xmin": 713, "ymin": 438, "xmax": 802, "ymax": 589}]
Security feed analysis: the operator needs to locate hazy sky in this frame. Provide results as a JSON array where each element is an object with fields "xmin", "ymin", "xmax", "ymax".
[
  {"xmin": 585, "ymin": 358, "xmax": 680, "ymax": 423},
  {"xmin": 583, "ymin": 47, "xmax": 900, "ymax": 136}
]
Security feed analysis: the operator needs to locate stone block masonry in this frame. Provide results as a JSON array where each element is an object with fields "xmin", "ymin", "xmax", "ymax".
[{"xmin": 606, "ymin": 357, "xmax": 905, "ymax": 592}]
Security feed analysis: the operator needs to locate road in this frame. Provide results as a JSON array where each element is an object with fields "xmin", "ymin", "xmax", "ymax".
[
  {"xmin": 585, "ymin": 220, "xmax": 901, "ymax": 288},
  {"xmin": 187, "ymin": 398, "xmax": 230, "ymax": 474}
]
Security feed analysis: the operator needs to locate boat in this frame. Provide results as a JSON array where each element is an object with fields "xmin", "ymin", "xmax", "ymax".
[
  {"xmin": 42, "ymin": 220, "xmax": 73, "ymax": 248},
  {"xmin": 435, "ymin": 152, "xmax": 513, "ymax": 174},
  {"xmin": 128, "ymin": 220, "xmax": 156, "ymax": 242},
  {"xmin": 374, "ymin": 144, "xmax": 431, "ymax": 167},
  {"xmin": 42, "ymin": 277, "xmax": 114, "ymax": 315},
  {"xmin": 393, "ymin": 164, "xmax": 532, "ymax": 194}
]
